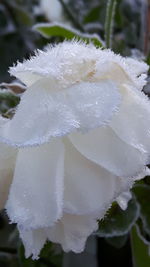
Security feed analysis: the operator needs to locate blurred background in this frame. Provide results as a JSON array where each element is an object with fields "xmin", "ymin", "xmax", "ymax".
[{"xmin": 0, "ymin": 0, "xmax": 150, "ymax": 266}]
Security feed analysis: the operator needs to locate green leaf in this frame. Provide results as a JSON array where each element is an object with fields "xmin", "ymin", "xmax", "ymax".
[
  {"xmin": 96, "ymin": 198, "xmax": 139, "ymax": 237},
  {"xmin": 133, "ymin": 184, "xmax": 150, "ymax": 236},
  {"xmin": 33, "ymin": 23, "xmax": 103, "ymax": 47},
  {"xmin": 63, "ymin": 236, "xmax": 97, "ymax": 267},
  {"xmin": 0, "ymin": 90, "xmax": 20, "ymax": 116},
  {"xmin": 136, "ymin": 219, "xmax": 150, "ymax": 246},
  {"xmin": 105, "ymin": 234, "xmax": 128, "ymax": 249},
  {"xmin": 40, "ymin": 242, "xmax": 63, "ymax": 267},
  {"xmin": 131, "ymin": 226, "xmax": 150, "ymax": 267}
]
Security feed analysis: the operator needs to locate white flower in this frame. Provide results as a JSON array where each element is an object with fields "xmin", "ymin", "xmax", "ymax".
[
  {"xmin": 0, "ymin": 41, "xmax": 150, "ymax": 259},
  {"xmin": 40, "ymin": 0, "xmax": 69, "ymax": 24}
]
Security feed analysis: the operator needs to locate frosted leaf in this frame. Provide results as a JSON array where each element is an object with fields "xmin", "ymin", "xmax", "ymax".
[
  {"xmin": 69, "ymin": 126, "xmax": 148, "ymax": 178},
  {"xmin": 6, "ymin": 139, "xmax": 64, "ymax": 229},
  {"xmin": 110, "ymin": 85, "xmax": 150, "ymax": 154},
  {"xmin": 0, "ymin": 80, "xmax": 121, "ymax": 147}
]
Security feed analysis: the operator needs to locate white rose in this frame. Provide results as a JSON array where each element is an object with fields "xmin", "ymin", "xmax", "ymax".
[
  {"xmin": 0, "ymin": 41, "xmax": 150, "ymax": 259},
  {"xmin": 40, "ymin": 0, "xmax": 69, "ymax": 24}
]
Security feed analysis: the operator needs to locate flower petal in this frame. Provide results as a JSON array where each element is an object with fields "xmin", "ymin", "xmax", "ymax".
[
  {"xmin": 0, "ymin": 84, "xmax": 79, "ymax": 147},
  {"xmin": 0, "ymin": 80, "xmax": 121, "ymax": 147},
  {"xmin": 64, "ymin": 138, "xmax": 120, "ymax": 215},
  {"xmin": 6, "ymin": 139, "xmax": 64, "ymax": 229},
  {"xmin": 116, "ymin": 191, "xmax": 132, "ymax": 210},
  {"xmin": 9, "ymin": 41, "xmax": 148, "ymax": 89},
  {"xmin": 0, "ymin": 117, "xmax": 17, "ymax": 209},
  {"xmin": 110, "ymin": 85, "xmax": 150, "ymax": 154},
  {"xmin": 0, "ymin": 143, "xmax": 16, "ymax": 210},
  {"xmin": 67, "ymin": 80, "xmax": 121, "ymax": 131},
  {"xmin": 19, "ymin": 227, "xmax": 47, "ymax": 260},
  {"xmin": 46, "ymin": 213, "xmax": 98, "ymax": 253},
  {"xmin": 69, "ymin": 127, "xmax": 148, "ymax": 178}
]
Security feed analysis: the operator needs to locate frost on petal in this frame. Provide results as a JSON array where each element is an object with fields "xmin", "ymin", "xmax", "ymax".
[
  {"xmin": 116, "ymin": 191, "xmax": 132, "ymax": 210},
  {"xmin": 6, "ymin": 139, "xmax": 64, "ymax": 229},
  {"xmin": 19, "ymin": 213, "xmax": 98, "ymax": 258},
  {"xmin": 9, "ymin": 41, "xmax": 148, "ymax": 89},
  {"xmin": 67, "ymin": 80, "xmax": 121, "ymax": 131},
  {"xmin": 0, "ymin": 80, "xmax": 121, "ymax": 147},
  {"xmin": 95, "ymin": 50, "xmax": 148, "ymax": 89},
  {"xmin": 46, "ymin": 213, "xmax": 98, "ymax": 253},
  {"xmin": 64, "ymin": 138, "xmax": 119, "ymax": 215},
  {"xmin": 9, "ymin": 41, "xmax": 99, "ymax": 86},
  {"xmin": 110, "ymin": 85, "xmax": 150, "ymax": 155},
  {"xmin": 19, "ymin": 227, "xmax": 47, "ymax": 260},
  {"xmin": 0, "ymin": 117, "xmax": 17, "ymax": 209},
  {"xmin": 0, "ymin": 84, "xmax": 79, "ymax": 147},
  {"xmin": 125, "ymin": 57, "xmax": 148, "ymax": 76},
  {"xmin": 69, "ymin": 127, "xmax": 148, "ymax": 178}
]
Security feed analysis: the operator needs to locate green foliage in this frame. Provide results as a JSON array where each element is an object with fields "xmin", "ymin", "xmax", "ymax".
[
  {"xmin": 131, "ymin": 226, "xmax": 150, "ymax": 267},
  {"xmin": 33, "ymin": 23, "xmax": 103, "ymax": 47},
  {"xmin": 18, "ymin": 242, "xmax": 63, "ymax": 267},
  {"xmin": 105, "ymin": 235, "xmax": 128, "ymax": 249},
  {"xmin": 0, "ymin": 90, "xmax": 20, "ymax": 116},
  {"xmin": 133, "ymin": 184, "xmax": 150, "ymax": 236},
  {"xmin": 96, "ymin": 198, "xmax": 139, "ymax": 238}
]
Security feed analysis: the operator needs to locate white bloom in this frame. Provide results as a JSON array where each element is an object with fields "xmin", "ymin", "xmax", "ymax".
[
  {"xmin": 0, "ymin": 41, "xmax": 150, "ymax": 259},
  {"xmin": 40, "ymin": 0, "xmax": 69, "ymax": 24}
]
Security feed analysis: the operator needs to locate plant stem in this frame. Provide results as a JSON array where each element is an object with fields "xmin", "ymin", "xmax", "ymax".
[{"xmin": 104, "ymin": 0, "xmax": 117, "ymax": 48}]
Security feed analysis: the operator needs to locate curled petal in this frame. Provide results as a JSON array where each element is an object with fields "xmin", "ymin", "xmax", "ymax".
[
  {"xmin": 69, "ymin": 127, "xmax": 148, "ymax": 178},
  {"xmin": 116, "ymin": 191, "xmax": 132, "ymax": 210},
  {"xmin": 6, "ymin": 139, "xmax": 64, "ymax": 229},
  {"xmin": 64, "ymin": 138, "xmax": 122, "ymax": 215},
  {"xmin": 9, "ymin": 41, "xmax": 148, "ymax": 89},
  {"xmin": 110, "ymin": 85, "xmax": 150, "ymax": 154},
  {"xmin": 0, "ymin": 80, "xmax": 121, "ymax": 147},
  {"xmin": 46, "ymin": 213, "xmax": 98, "ymax": 254},
  {"xmin": 19, "ymin": 228, "xmax": 47, "ymax": 260}
]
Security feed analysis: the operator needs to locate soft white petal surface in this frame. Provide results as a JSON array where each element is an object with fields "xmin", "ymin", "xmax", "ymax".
[
  {"xmin": 69, "ymin": 127, "xmax": 148, "ymax": 178},
  {"xmin": 46, "ymin": 213, "xmax": 98, "ymax": 253},
  {"xmin": 116, "ymin": 191, "xmax": 132, "ymax": 210},
  {"xmin": 64, "ymin": 139, "xmax": 120, "ymax": 215},
  {"xmin": 19, "ymin": 213, "xmax": 98, "ymax": 259},
  {"xmin": 0, "ymin": 81, "xmax": 121, "ymax": 147},
  {"xmin": 110, "ymin": 85, "xmax": 150, "ymax": 154},
  {"xmin": 6, "ymin": 139, "xmax": 64, "ymax": 229},
  {"xmin": 19, "ymin": 227, "xmax": 47, "ymax": 260},
  {"xmin": 0, "ymin": 117, "xmax": 17, "ymax": 209}
]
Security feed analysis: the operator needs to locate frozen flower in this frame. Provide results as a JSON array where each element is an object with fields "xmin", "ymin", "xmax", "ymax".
[
  {"xmin": 0, "ymin": 41, "xmax": 150, "ymax": 259},
  {"xmin": 40, "ymin": 0, "xmax": 69, "ymax": 24}
]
